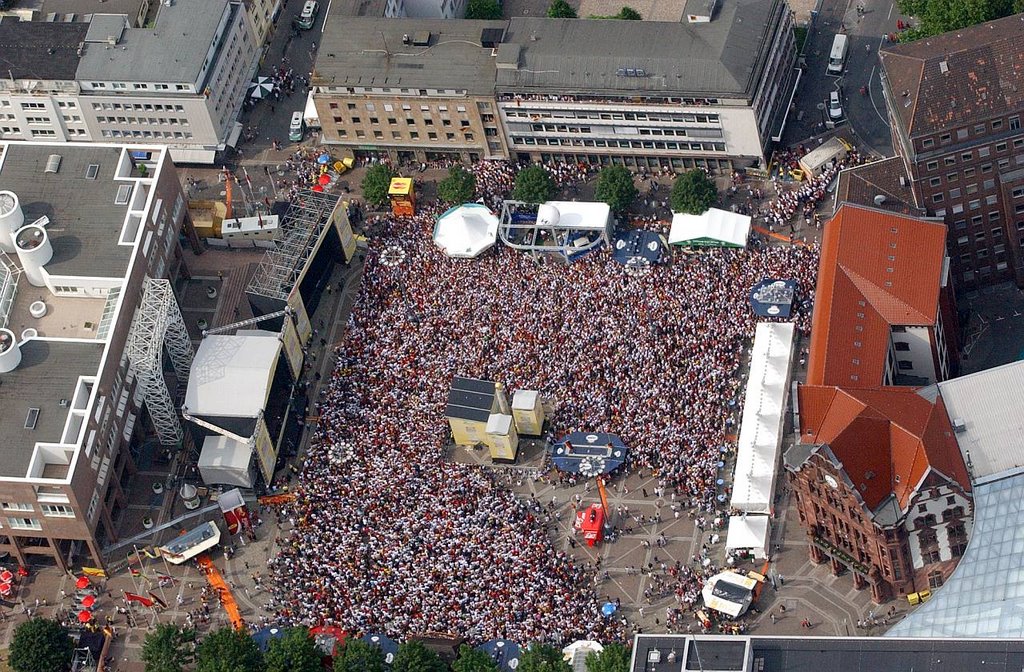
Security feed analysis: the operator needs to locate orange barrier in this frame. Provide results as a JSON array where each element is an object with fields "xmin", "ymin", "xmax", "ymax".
[
  {"xmin": 197, "ymin": 555, "xmax": 245, "ymax": 630},
  {"xmin": 752, "ymin": 225, "xmax": 810, "ymax": 247},
  {"xmin": 257, "ymin": 493, "xmax": 296, "ymax": 506}
]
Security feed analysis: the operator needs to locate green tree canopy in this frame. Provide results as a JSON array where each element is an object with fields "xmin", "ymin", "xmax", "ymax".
[
  {"xmin": 617, "ymin": 6, "xmax": 641, "ymax": 19},
  {"xmin": 265, "ymin": 627, "xmax": 322, "ymax": 672},
  {"xmin": 519, "ymin": 644, "xmax": 571, "ymax": 672},
  {"xmin": 512, "ymin": 165, "xmax": 557, "ymax": 203},
  {"xmin": 142, "ymin": 623, "xmax": 195, "ymax": 672},
  {"xmin": 9, "ymin": 618, "xmax": 74, "ymax": 672},
  {"xmin": 361, "ymin": 163, "xmax": 397, "ymax": 208},
  {"xmin": 585, "ymin": 643, "xmax": 631, "ymax": 672},
  {"xmin": 333, "ymin": 639, "xmax": 387, "ymax": 672},
  {"xmin": 547, "ymin": 0, "xmax": 578, "ymax": 17},
  {"xmin": 195, "ymin": 627, "xmax": 265, "ymax": 672},
  {"xmin": 452, "ymin": 644, "xmax": 499, "ymax": 672},
  {"xmin": 392, "ymin": 640, "xmax": 447, "ymax": 672},
  {"xmin": 594, "ymin": 165, "xmax": 638, "ymax": 212},
  {"xmin": 466, "ymin": 0, "xmax": 503, "ymax": 19},
  {"xmin": 670, "ymin": 169, "xmax": 716, "ymax": 214},
  {"xmin": 437, "ymin": 165, "xmax": 478, "ymax": 204},
  {"xmin": 896, "ymin": 0, "xmax": 1024, "ymax": 40}
]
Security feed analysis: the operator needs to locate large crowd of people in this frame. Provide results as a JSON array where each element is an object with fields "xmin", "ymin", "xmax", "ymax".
[{"xmin": 267, "ymin": 160, "xmax": 820, "ymax": 644}]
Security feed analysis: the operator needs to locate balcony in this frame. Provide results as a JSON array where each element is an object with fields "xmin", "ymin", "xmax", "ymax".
[{"xmin": 812, "ymin": 535, "xmax": 871, "ymax": 576}]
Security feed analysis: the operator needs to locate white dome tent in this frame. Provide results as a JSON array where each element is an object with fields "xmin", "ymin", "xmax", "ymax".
[{"xmin": 433, "ymin": 203, "xmax": 500, "ymax": 258}]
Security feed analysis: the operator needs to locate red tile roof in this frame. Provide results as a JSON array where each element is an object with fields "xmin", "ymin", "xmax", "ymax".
[
  {"xmin": 798, "ymin": 386, "xmax": 971, "ymax": 512},
  {"xmin": 880, "ymin": 13, "xmax": 1024, "ymax": 138},
  {"xmin": 806, "ymin": 204, "xmax": 947, "ymax": 387}
]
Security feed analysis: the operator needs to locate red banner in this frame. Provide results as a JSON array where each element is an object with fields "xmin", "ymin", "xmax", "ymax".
[
  {"xmin": 148, "ymin": 592, "xmax": 167, "ymax": 609},
  {"xmin": 123, "ymin": 591, "xmax": 155, "ymax": 608}
]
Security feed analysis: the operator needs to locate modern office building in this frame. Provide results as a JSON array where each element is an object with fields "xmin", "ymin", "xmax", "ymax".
[
  {"xmin": 0, "ymin": 141, "xmax": 192, "ymax": 571},
  {"xmin": 0, "ymin": 0, "xmax": 260, "ymax": 163},
  {"xmin": 880, "ymin": 13, "xmax": 1024, "ymax": 289},
  {"xmin": 785, "ymin": 204, "xmax": 971, "ymax": 603},
  {"xmin": 311, "ymin": 0, "xmax": 799, "ymax": 170}
]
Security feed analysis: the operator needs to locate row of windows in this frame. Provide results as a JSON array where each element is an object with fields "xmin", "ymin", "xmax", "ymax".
[
  {"xmin": 91, "ymin": 102, "xmax": 186, "ymax": 112},
  {"xmin": 100, "ymin": 129, "xmax": 193, "ymax": 139},
  {"xmin": 924, "ymin": 139, "xmax": 1024, "ymax": 172},
  {"xmin": 335, "ymin": 116, "xmax": 473, "ymax": 129},
  {"xmin": 338, "ymin": 129, "xmax": 474, "ymax": 142},
  {"xmin": 90, "ymin": 82, "xmax": 189, "ymax": 92},
  {"xmin": 330, "ymin": 101, "xmax": 470, "ymax": 114},
  {"xmin": 921, "ymin": 116, "xmax": 1021, "ymax": 149},
  {"xmin": 95, "ymin": 116, "xmax": 189, "ymax": 126},
  {"xmin": 512, "ymin": 136, "xmax": 726, "ymax": 152},
  {"xmin": 504, "ymin": 109, "xmax": 721, "ymax": 124}
]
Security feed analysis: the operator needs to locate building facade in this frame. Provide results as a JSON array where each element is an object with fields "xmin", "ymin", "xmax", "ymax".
[
  {"xmin": 0, "ymin": 142, "xmax": 191, "ymax": 570},
  {"xmin": 880, "ymin": 13, "xmax": 1024, "ymax": 290},
  {"xmin": 311, "ymin": 0, "xmax": 799, "ymax": 170},
  {"xmin": 0, "ymin": 0, "xmax": 259, "ymax": 164},
  {"xmin": 785, "ymin": 204, "xmax": 971, "ymax": 603}
]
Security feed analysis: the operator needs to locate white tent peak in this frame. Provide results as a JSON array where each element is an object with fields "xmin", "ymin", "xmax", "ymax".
[
  {"xmin": 433, "ymin": 203, "xmax": 499, "ymax": 258},
  {"xmin": 669, "ymin": 208, "xmax": 751, "ymax": 248}
]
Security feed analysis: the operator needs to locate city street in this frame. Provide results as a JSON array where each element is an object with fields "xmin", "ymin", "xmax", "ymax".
[{"xmin": 785, "ymin": 0, "xmax": 912, "ymax": 157}]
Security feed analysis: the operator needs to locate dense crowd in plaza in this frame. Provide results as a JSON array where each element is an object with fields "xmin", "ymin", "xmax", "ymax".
[{"xmin": 267, "ymin": 158, "xmax": 820, "ymax": 643}]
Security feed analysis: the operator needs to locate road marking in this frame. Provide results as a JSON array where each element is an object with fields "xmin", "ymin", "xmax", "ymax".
[
  {"xmin": 887, "ymin": 1, "xmax": 894, "ymax": 20},
  {"xmin": 868, "ymin": 63, "xmax": 888, "ymax": 127}
]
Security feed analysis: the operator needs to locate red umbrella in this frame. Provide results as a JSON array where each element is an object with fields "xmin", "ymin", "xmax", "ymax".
[
  {"xmin": 81, "ymin": 594, "xmax": 96, "ymax": 608},
  {"xmin": 75, "ymin": 576, "xmax": 89, "ymax": 590},
  {"xmin": 318, "ymin": 173, "xmax": 331, "ymax": 186},
  {"xmin": 311, "ymin": 184, "xmax": 324, "ymax": 193},
  {"xmin": 0, "ymin": 570, "xmax": 13, "ymax": 583},
  {"xmin": 78, "ymin": 610, "xmax": 92, "ymax": 623},
  {"xmin": 0, "ymin": 583, "xmax": 11, "ymax": 596}
]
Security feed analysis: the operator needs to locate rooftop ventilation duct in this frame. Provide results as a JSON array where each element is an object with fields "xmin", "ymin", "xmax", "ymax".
[{"xmin": 0, "ymin": 191, "xmax": 24, "ymax": 254}]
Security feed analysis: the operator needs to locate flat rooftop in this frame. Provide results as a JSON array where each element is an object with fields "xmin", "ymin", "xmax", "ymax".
[
  {"xmin": 498, "ymin": 1, "xmax": 780, "ymax": 96},
  {"xmin": 631, "ymin": 634, "xmax": 1024, "ymax": 672},
  {"xmin": 76, "ymin": 0, "xmax": 231, "ymax": 83},
  {"xmin": 0, "ymin": 339, "xmax": 103, "ymax": 478},
  {"xmin": 315, "ymin": 18, "xmax": 506, "ymax": 95},
  {"xmin": 4, "ymin": 0, "xmax": 149, "ymax": 23},
  {"xmin": 0, "ymin": 20, "xmax": 88, "ymax": 80},
  {"xmin": 0, "ymin": 143, "xmax": 134, "ymax": 277}
]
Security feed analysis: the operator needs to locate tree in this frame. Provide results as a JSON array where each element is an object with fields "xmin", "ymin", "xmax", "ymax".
[
  {"xmin": 466, "ymin": 0, "xmax": 503, "ymax": 19},
  {"xmin": 195, "ymin": 627, "xmax": 265, "ymax": 672},
  {"xmin": 333, "ymin": 639, "xmax": 386, "ymax": 672},
  {"xmin": 512, "ymin": 165, "xmax": 556, "ymax": 203},
  {"xmin": 585, "ymin": 644, "xmax": 631, "ymax": 672},
  {"xmin": 142, "ymin": 624, "xmax": 195, "ymax": 672},
  {"xmin": 670, "ymin": 169, "xmax": 716, "ymax": 214},
  {"xmin": 594, "ymin": 165, "xmax": 638, "ymax": 212},
  {"xmin": 896, "ymin": 0, "xmax": 1020, "ymax": 40},
  {"xmin": 452, "ymin": 645, "xmax": 499, "ymax": 672},
  {"xmin": 265, "ymin": 627, "xmax": 321, "ymax": 672},
  {"xmin": 547, "ymin": 0, "xmax": 577, "ymax": 17},
  {"xmin": 617, "ymin": 6, "xmax": 641, "ymax": 19},
  {"xmin": 518, "ymin": 644, "xmax": 571, "ymax": 672},
  {"xmin": 9, "ymin": 618, "xmax": 74, "ymax": 672},
  {"xmin": 361, "ymin": 164, "xmax": 396, "ymax": 208},
  {"xmin": 437, "ymin": 166, "xmax": 477, "ymax": 204},
  {"xmin": 392, "ymin": 641, "xmax": 447, "ymax": 672}
]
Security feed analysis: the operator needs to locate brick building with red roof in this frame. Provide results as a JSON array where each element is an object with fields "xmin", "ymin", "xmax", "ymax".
[{"xmin": 785, "ymin": 204, "xmax": 972, "ymax": 602}]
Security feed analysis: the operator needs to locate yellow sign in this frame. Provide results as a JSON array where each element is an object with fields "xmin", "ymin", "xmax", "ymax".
[
  {"xmin": 388, "ymin": 177, "xmax": 413, "ymax": 196},
  {"xmin": 81, "ymin": 566, "xmax": 108, "ymax": 578}
]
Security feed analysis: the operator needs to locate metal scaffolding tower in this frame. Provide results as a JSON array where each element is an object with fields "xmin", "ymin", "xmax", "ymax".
[
  {"xmin": 126, "ymin": 278, "xmax": 194, "ymax": 447},
  {"xmin": 247, "ymin": 190, "xmax": 341, "ymax": 301}
]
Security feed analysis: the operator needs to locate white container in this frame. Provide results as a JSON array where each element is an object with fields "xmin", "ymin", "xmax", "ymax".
[
  {"xmin": 14, "ymin": 225, "xmax": 52, "ymax": 287},
  {"xmin": 28, "ymin": 301, "xmax": 47, "ymax": 318},
  {"xmin": 0, "ymin": 191, "xmax": 24, "ymax": 253},
  {"xmin": 0, "ymin": 328, "xmax": 21, "ymax": 373}
]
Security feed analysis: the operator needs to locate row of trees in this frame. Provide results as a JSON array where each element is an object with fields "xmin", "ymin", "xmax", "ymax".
[
  {"xmin": 897, "ymin": 0, "xmax": 1024, "ymax": 40},
  {"xmin": 362, "ymin": 162, "xmax": 717, "ymax": 214},
  {"xmin": 9, "ymin": 616, "xmax": 631, "ymax": 672}
]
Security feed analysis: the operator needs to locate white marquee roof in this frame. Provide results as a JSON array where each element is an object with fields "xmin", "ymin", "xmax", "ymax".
[
  {"xmin": 669, "ymin": 208, "xmax": 751, "ymax": 247},
  {"xmin": 726, "ymin": 514, "xmax": 770, "ymax": 559},
  {"xmin": 184, "ymin": 332, "xmax": 281, "ymax": 419},
  {"xmin": 433, "ymin": 204, "xmax": 499, "ymax": 258}
]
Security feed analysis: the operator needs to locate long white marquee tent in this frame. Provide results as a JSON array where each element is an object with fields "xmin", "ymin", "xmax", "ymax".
[{"xmin": 669, "ymin": 208, "xmax": 751, "ymax": 248}]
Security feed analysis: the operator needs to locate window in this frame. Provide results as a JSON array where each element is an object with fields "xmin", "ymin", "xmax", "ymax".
[
  {"xmin": 1, "ymin": 503, "xmax": 31, "ymax": 512},
  {"xmin": 115, "ymin": 184, "xmax": 132, "ymax": 205},
  {"xmin": 993, "ymin": 119, "xmax": 1003, "ymax": 130},
  {"xmin": 898, "ymin": 360, "xmax": 914, "ymax": 371},
  {"xmin": 947, "ymin": 172, "xmax": 959, "ymax": 182},
  {"xmin": 922, "ymin": 138, "xmax": 935, "ymax": 149},
  {"xmin": 926, "ymin": 160, "xmax": 939, "ymax": 171},
  {"xmin": 997, "ymin": 142, "xmax": 1007, "ymax": 152},
  {"xmin": 41, "ymin": 504, "xmax": 74, "ymax": 518},
  {"xmin": 1011, "ymin": 116, "xmax": 1021, "ymax": 130},
  {"xmin": 929, "ymin": 177, "xmax": 942, "ymax": 187},
  {"xmin": 894, "ymin": 342, "xmax": 910, "ymax": 351},
  {"xmin": 944, "ymin": 156, "xmax": 956, "ymax": 166},
  {"xmin": 7, "ymin": 518, "xmax": 40, "ymax": 530},
  {"xmin": 962, "ymin": 151, "xmax": 973, "ymax": 161},
  {"xmin": 933, "ymin": 193, "xmax": 944, "ymax": 203},
  {"xmin": 927, "ymin": 570, "xmax": 944, "ymax": 588},
  {"xmin": 940, "ymin": 132, "xmax": 952, "ymax": 143}
]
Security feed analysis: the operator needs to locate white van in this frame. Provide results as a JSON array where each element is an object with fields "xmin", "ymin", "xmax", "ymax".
[
  {"xmin": 289, "ymin": 111, "xmax": 305, "ymax": 142},
  {"xmin": 827, "ymin": 34, "xmax": 848, "ymax": 74},
  {"xmin": 296, "ymin": 0, "xmax": 319, "ymax": 30}
]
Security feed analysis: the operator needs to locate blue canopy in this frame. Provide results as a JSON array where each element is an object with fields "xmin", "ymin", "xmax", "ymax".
[
  {"xmin": 478, "ymin": 639, "xmax": 522, "ymax": 671},
  {"xmin": 362, "ymin": 633, "xmax": 400, "ymax": 664},
  {"xmin": 317, "ymin": 153, "xmax": 332, "ymax": 165},
  {"xmin": 252, "ymin": 627, "xmax": 286, "ymax": 652},
  {"xmin": 601, "ymin": 602, "xmax": 618, "ymax": 617},
  {"xmin": 551, "ymin": 432, "xmax": 628, "ymax": 476},
  {"xmin": 612, "ymin": 229, "xmax": 664, "ymax": 269},
  {"xmin": 750, "ymin": 278, "xmax": 796, "ymax": 318}
]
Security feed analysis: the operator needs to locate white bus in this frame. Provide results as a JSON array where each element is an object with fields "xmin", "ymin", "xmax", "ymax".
[{"xmin": 827, "ymin": 34, "xmax": 848, "ymax": 74}]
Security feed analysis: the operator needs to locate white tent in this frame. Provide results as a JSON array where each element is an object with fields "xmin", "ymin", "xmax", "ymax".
[
  {"xmin": 184, "ymin": 331, "xmax": 281, "ymax": 419},
  {"xmin": 669, "ymin": 208, "xmax": 750, "ymax": 248},
  {"xmin": 701, "ymin": 571, "xmax": 759, "ymax": 618},
  {"xmin": 198, "ymin": 434, "xmax": 254, "ymax": 488},
  {"xmin": 540, "ymin": 201, "xmax": 612, "ymax": 232},
  {"xmin": 726, "ymin": 514, "xmax": 770, "ymax": 559},
  {"xmin": 562, "ymin": 641, "xmax": 603, "ymax": 672},
  {"xmin": 730, "ymin": 322, "xmax": 795, "ymax": 514},
  {"xmin": 433, "ymin": 204, "xmax": 499, "ymax": 258}
]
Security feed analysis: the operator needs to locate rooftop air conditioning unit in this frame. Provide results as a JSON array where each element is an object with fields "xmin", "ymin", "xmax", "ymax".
[{"xmin": 952, "ymin": 418, "xmax": 967, "ymax": 433}]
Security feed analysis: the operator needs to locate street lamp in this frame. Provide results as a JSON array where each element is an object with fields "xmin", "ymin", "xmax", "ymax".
[{"xmin": 816, "ymin": 102, "xmax": 827, "ymax": 130}]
